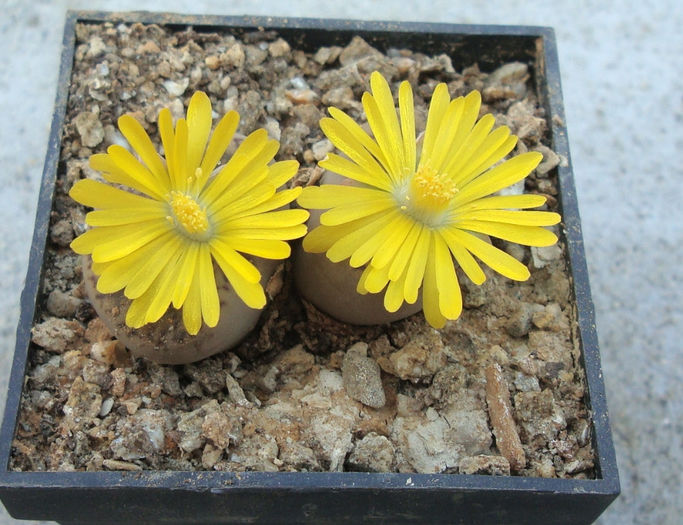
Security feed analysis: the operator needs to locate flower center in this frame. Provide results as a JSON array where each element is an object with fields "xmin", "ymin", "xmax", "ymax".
[
  {"xmin": 168, "ymin": 191, "xmax": 210, "ymax": 238},
  {"xmin": 396, "ymin": 164, "xmax": 458, "ymax": 227}
]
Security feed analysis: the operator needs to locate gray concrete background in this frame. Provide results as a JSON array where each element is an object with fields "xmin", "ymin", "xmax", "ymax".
[{"xmin": 1, "ymin": 0, "xmax": 680, "ymax": 523}]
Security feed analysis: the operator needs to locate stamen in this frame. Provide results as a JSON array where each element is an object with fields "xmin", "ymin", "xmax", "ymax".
[{"xmin": 168, "ymin": 191, "xmax": 209, "ymax": 237}]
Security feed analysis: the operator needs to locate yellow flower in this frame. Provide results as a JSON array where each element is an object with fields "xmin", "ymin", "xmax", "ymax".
[
  {"xmin": 298, "ymin": 72, "xmax": 560, "ymax": 328},
  {"xmin": 70, "ymin": 91, "xmax": 308, "ymax": 335}
]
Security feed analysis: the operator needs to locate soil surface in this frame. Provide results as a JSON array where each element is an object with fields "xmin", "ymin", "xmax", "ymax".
[{"xmin": 11, "ymin": 22, "xmax": 594, "ymax": 478}]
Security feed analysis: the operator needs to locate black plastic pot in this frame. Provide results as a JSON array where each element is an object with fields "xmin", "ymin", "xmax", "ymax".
[{"xmin": 0, "ymin": 10, "xmax": 619, "ymax": 525}]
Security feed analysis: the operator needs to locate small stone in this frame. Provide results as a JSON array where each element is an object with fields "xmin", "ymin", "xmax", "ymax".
[
  {"xmin": 225, "ymin": 373, "xmax": 250, "ymax": 406},
  {"xmin": 31, "ymin": 317, "xmax": 84, "ymax": 353},
  {"xmin": 86, "ymin": 36, "xmax": 106, "ymax": 58},
  {"xmin": 313, "ymin": 46, "xmax": 342, "ymax": 65},
  {"xmin": 90, "ymin": 340, "xmax": 118, "ymax": 365},
  {"xmin": 110, "ymin": 409, "xmax": 173, "ymax": 460},
  {"xmin": 312, "ymin": 139, "xmax": 334, "ymax": 161},
  {"xmin": 506, "ymin": 302, "xmax": 542, "ymax": 338},
  {"xmin": 347, "ymin": 432, "xmax": 395, "ymax": 472},
  {"xmin": 268, "ymin": 38, "xmax": 290, "ymax": 57},
  {"xmin": 85, "ymin": 317, "xmax": 112, "ymax": 343},
  {"xmin": 222, "ymin": 43, "xmax": 245, "ymax": 68},
  {"xmin": 514, "ymin": 390, "xmax": 566, "ymax": 442},
  {"xmin": 534, "ymin": 145, "xmax": 561, "ymax": 175},
  {"xmin": 110, "ymin": 368, "xmax": 126, "ymax": 397},
  {"xmin": 204, "ymin": 55, "xmax": 221, "ymax": 70},
  {"xmin": 102, "ymin": 459, "xmax": 142, "ymax": 471},
  {"xmin": 46, "ymin": 289, "xmax": 81, "ymax": 317},
  {"xmin": 74, "ymin": 111, "xmax": 104, "ymax": 148},
  {"xmin": 64, "ymin": 377, "xmax": 102, "ymax": 420},
  {"xmin": 388, "ymin": 332, "xmax": 447, "ymax": 382},
  {"xmin": 162, "ymin": 78, "xmax": 189, "ymax": 97},
  {"xmin": 485, "ymin": 363, "xmax": 526, "ymax": 471},
  {"xmin": 285, "ymin": 89, "xmax": 318, "ymax": 104},
  {"xmin": 202, "ymin": 443, "xmax": 223, "ymax": 469},
  {"xmin": 342, "ymin": 342, "xmax": 386, "ymax": 408},
  {"xmin": 459, "ymin": 455, "xmax": 510, "ymax": 476},
  {"xmin": 99, "ymin": 397, "xmax": 114, "ymax": 417},
  {"xmin": 531, "ymin": 303, "xmax": 566, "ymax": 331},
  {"xmin": 49, "ymin": 219, "xmax": 75, "ymax": 247},
  {"xmin": 202, "ymin": 406, "xmax": 242, "ymax": 449},
  {"xmin": 339, "ymin": 36, "xmax": 382, "ymax": 66},
  {"xmin": 136, "ymin": 40, "xmax": 160, "ymax": 54},
  {"xmin": 531, "ymin": 244, "xmax": 563, "ymax": 268},
  {"xmin": 321, "ymin": 86, "xmax": 358, "ymax": 110},
  {"xmin": 293, "ymin": 104, "xmax": 322, "ymax": 128}
]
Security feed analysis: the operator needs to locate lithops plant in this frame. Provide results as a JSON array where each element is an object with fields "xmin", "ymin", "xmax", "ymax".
[
  {"xmin": 70, "ymin": 92, "xmax": 308, "ymax": 364},
  {"xmin": 297, "ymin": 71, "xmax": 561, "ymax": 328}
]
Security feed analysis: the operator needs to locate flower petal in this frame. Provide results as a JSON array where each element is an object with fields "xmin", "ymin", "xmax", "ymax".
[
  {"xmin": 422, "ymin": 242, "xmax": 448, "ymax": 329},
  {"xmin": 319, "ymin": 153, "xmax": 391, "ymax": 191},
  {"xmin": 225, "ymin": 238, "xmax": 291, "ymax": 259},
  {"xmin": 451, "ymin": 126, "xmax": 512, "ymax": 187},
  {"xmin": 186, "ymin": 91, "xmax": 213, "ymax": 177},
  {"xmin": 117, "ymin": 114, "xmax": 169, "ymax": 190},
  {"xmin": 419, "ymin": 82, "xmax": 450, "ymax": 167},
  {"xmin": 384, "ymin": 268, "xmax": 409, "ymax": 312},
  {"xmin": 368, "ymin": 71, "xmax": 405, "ymax": 174},
  {"xmin": 458, "ymin": 210, "xmax": 561, "ymax": 227},
  {"xmin": 103, "ymin": 146, "xmax": 166, "ymax": 199},
  {"xmin": 399, "ymin": 81, "xmax": 416, "ymax": 175},
  {"xmin": 320, "ymin": 195, "xmax": 394, "ymax": 226},
  {"xmin": 123, "ymin": 235, "xmax": 183, "ymax": 299},
  {"xmin": 225, "ymin": 209, "xmax": 310, "ymax": 230},
  {"xmin": 326, "ymin": 211, "xmax": 397, "ymax": 263},
  {"xmin": 71, "ymin": 220, "xmax": 168, "ymax": 262},
  {"xmin": 213, "ymin": 253, "xmax": 266, "ymax": 310},
  {"xmin": 69, "ymin": 179, "xmax": 157, "ymax": 209},
  {"xmin": 456, "ymin": 220, "xmax": 559, "ymax": 247},
  {"xmin": 298, "ymin": 185, "xmax": 389, "ymax": 209},
  {"xmin": 433, "ymin": 233, "xmax": 462, "ymax": 320},
  {"xmin": 403, "ymin": 227, "xmax": 431, "ymax": 304},
  {"xmin": 197, "ymin": 110, "xmax": 239, "ymax": 189},
  {"xmin": 439, "ymin": 229, "xmax": 487, "ymax": 285},
  {"xmin": 443, "ymin": 113, "xmax": 495, "ymax": 176},
  {"xmin": 456, "ymin": 194, "xmax": 548, "ymax": 212},
  {"xmin": 448, "ymin": 229, "xmax": 530, "ymax": 281},
  {"xmin": 328, "ymin": 107, "xmax": 390, "ymax": 171},
  {"xmin": 267, "ymin": 159, "xmax": 299, "ymax": 188},
  {"xmin": 86, "ymin": 205, "xmax": 165, "ymax": 226},
  {"xmin": 210, "ymin": 239, "xmax": 261, "ymax": 283},
  {"xmin": 455, "ymin": 152, "xmax": 543, "ymax": 205},
  {"xmin": 172, "ymin": 242, "xmax": 199, "ymax": 308},
  {"xmin": 388, "ymin": 223, "xmax": 422, "ymax": 281},
  {"xmin": 198, "ymin": 245, "xmax": 220, "ymax": 328},
  {"xmin": 182, "ymin": 270, "xmax": 203, "ymax": 335}
]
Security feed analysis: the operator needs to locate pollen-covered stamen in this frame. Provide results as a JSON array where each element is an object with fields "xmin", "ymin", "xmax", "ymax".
[
  {"xmin": 168, "ymin": 191, "xmax": 209, "ymax": 237},
  {"xmin": 409, "ymin": 164, "xmax": 458, "ymax": 212}
]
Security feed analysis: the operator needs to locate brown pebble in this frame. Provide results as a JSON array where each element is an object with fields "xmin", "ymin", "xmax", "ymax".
[
  {"xmin": 102, "ymin": 459, "xmax": 142, "ymax": 471},
  {"xmin": 485, "ymin": 363, "xmax": 526, "ymax": 471}
]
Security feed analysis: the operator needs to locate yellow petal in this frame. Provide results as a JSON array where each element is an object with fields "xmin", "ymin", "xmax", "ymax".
[
  {"xmin": 361, "ymin": 262, "xmax": 391, "ymax": 294},
  {"xmin": 349, "ymin": 211, "xmax": 405, "ymax": 268},
  {"xmin": 458, "ymin": 210, "xmax": 561, "ymax": 227},
  {"xmin": 456, "ymin": 194, "xmax": 548, "ymax": 212},
  {"xmin": 456, "ymin": 220, "xmax": 559, "ymax": 247},
  {"xmin": 186, "ymin": 92, "xmax": 213, "ymax": 177},
  {"xmin": 422, "ymin": 244, "xmax": 448, "ymax": 329},
  {"xmin": 172, "ymin": 118, "xmax": 189, "ymax": 191},
  {"xmin": 320, "ymin": 197, "xmax": 393, "ymax": 226},
  {"xmin": 95, "ymin": 231, "xmax": 175, "ymax": 294},
  {"xmin": 328, "ymin": 107, "xmax": 388, "ymax": 166},
  {"xmin": 158, "ymin": 108, "xmax": 175, "ymax": 181},
  {"xmin": 123, "ymin": 235, "xmax": 183, "ymax": 299},
  {"xmin": 451, "ymin": 126, "xmax": 512, "ymax": 187},
  {"xmin": 455, "ymin": 152, "xmax": 543, "ymax": 205},
  {"xmin": 201, "ymin": 129, "xmax": 270, "ymax": 206},
  {"xmin": 449, "ymin": 229, "xmax": 530, "ymax": 281},
  {"xmin": 369, "ymin": 214, "xmax": 415, "ymax": 270},
  {"xmin": 198, "ymin": 245, "xmax": 220, "ymax": 328},
  {"xmin": 117, "ymin": 114, "xmax": 169, "ymax": 190},
  {"xmin": 211, "ymin": 183, "xmax": 277, "ymax": 224},
  {"xmin": 225, "ymin": 209, "xmax": 310, "ymax": 230},
  {"xmin": 227, "ymin": 224, "xmax": 308, "ymax": 241},
  {"xmin": 368, "ymin": 72, "xmax": 405, "ymax": 173},
  {"xmin": 86, "ymin": 206, "xmax": 164, "ymax": 226},
  {"xmin": 210, "ymin": 239, "xmax": 261, "ymax": 283},
  {"xmin": 399, "ymin": 81, "xmax": 416, "ymax": 174},
  {"xmin": 319, "ymin": 153, "xmax": 391, "ymax": 191},
  {"xmin": 198, "ymin": 110, "xmax": 239, "ymax": 189},
  {"xmin": 228, "ymin": 187, "xmax": 302, "ymax": 220},
  {"xmin": 384, "ymin": 268, "xmax": 408, "ymax": 312},
  {"xmin": 428, "ymin": 96, "xmax": 465, "ymax": 172},
  {"xmin": 439, "ymin": 229, "xmax": 486, "ymax": 285},
  {"xmin": 298, "ymin": 185, "xmax": 389, "ymax": 209},
  {"xmin": 419, "ymin": 83, "xmax": 450, "ymax": 167},
  {"xmin": 125, "ymin": 286, "xmax": 158, "ymax": 329},
  {"xmin": 326, "ymin": 211, "xmax": 397, "ymax": 263},
  {"xmin": 225, "ymin": 238, "xmax": 291, "ymax": 259},
  {"xmin": 388, "ymin": 223, "xmax": 422, "ymax": 281},
  {"xmin": 433, "ymin": 234, "xmax": 462, "ymax": 319},
  {"xmin": 214, "ymin": 255, "xmax": 266, "ymax": 310},
  {"xmin": 102, "ymin": 146, "xmax": 165, "ymax": 199},
  {"xmin": 172, "ymin": 242, "xmax": 199, "ymax": 308},
  {"xmin": 71, "ymin": 220, "xmax": 167, "ymax": 259},
  {"xmin": 443, "ymin": 113, "xmax": 495, "ymax": 176},
  {"xmin": 403, "ymin": 228, "xmax": 431, "ymax": 305},
  {"xmin": 182, "ymin": 270, "xmax": 203, "ymax": 335},
  {"xmin": 267, "ymin": 159, "xmax": 299, "ymax": 188},
  {"xmin": 144, "ymin": 247, "xmax": 185, "ymax": 324},
  {"xmin": 69, "ymin": 179, "xmax": 157, "ymax": 209}
]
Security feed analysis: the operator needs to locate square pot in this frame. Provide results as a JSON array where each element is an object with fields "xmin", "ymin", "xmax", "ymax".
[{"xmin": 0, "ymin": 10, "xmax": 619, "ymax": 524}]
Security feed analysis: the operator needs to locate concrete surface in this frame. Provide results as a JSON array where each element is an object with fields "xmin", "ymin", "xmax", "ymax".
[{"xmin": 1, "ymin": 0, "xmax": 680, "ymax": 523}]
